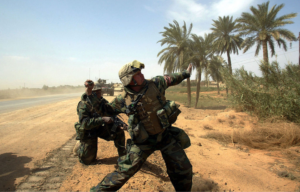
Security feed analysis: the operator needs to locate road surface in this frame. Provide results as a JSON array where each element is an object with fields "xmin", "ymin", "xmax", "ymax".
[
  {"xmin": 0, "ymin": 92, "xmax": 83, "ymax": 114},
  {"xmin": 0, "ymin": 93, "xmax": 117, "ymax": 191}
]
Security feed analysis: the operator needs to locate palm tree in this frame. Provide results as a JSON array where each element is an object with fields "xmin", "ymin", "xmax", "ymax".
[
  {"xmin": 157, "ymin": 20, "xmax": 193, "ymax": 106},
  {"xmin": 189, "ymin": 33, "xmax": 214, "ymax": 108},
  {"xmin": 209, "ymin": 56, "xmax": 226, "ymax": 95},
  {"xmin": 237, "ymin": 1, "xmax": 297, "ymax": 63},
  {"xmin": 186, "ymin": 38, "xmax": 202, "ymax": 108},
  {"xmin": 211, "ymin": 16, "xmax": 243, "ymax": 76}
]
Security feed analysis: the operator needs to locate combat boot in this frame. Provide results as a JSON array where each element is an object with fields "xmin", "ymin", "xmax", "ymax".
[{"xmin": 73, "ymin": 140, "xmax": 81, "ymax": 156}]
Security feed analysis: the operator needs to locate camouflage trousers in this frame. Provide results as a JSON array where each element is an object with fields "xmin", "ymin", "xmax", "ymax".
[
  {"xmin": 78, "ymin": 127, "xmax": 126, "ymax": 165},
  {"xmin": 90, "ymin": 129, "xmax": 193, "ymax": 191}
]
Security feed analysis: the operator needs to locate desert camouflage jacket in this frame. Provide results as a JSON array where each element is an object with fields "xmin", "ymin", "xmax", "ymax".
[
  {"xmin": 109, "ymin": 70, "xmax": 190, "ymax": 113},
  {"xmin": 77, "ymin": 93, "xmax": 118, "ymax": 130}
]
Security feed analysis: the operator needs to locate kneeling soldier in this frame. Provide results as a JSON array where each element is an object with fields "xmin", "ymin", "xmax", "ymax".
[{"xmin": 74, "ymin": 80, "xmax": 126, "ymax": 165}]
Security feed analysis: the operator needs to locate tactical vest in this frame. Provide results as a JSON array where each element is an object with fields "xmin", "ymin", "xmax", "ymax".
[
  {"xmin": 84, "ymin": 95, "xmax": 107, "ymax": 116},
  {"xmin": 75, "ymin": 95, "xmax": 114, "ymax": 140},
  {"xmin": 124, "ymin": 80, "xmax": 166, "ymax": 135}
]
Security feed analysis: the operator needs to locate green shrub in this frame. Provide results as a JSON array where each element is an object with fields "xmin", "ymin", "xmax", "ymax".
[{"xmin": 222, "ymin": 61, "xmax": 300, "ymax": 122}]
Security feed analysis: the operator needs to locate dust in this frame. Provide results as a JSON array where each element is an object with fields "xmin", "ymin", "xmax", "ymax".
[
  {"xmin": 0, "ymin": 87, "xmax": 83, "ymax": 100},
  {"xmin": 2, "ymin": 93, "xmax": 300, "ymax": 191}
]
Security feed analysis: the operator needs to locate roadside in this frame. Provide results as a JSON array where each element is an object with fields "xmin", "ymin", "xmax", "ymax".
[
  {"xmin": 59, "ymin": 105, "xmax": 300, "ymax": 191},
  {"xmin": 0, "ymin": 96, "xmax": 80, "ymax": 191},
  {"xmin": 2, "ymin": 89, "xmax": 300, "ymax": 191},
  {"xmin": 0, "ymin": 93, "xmax": 115, "ymax": 191}
]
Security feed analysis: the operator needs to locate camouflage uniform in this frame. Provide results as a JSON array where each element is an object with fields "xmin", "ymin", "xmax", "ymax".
[
  {"xmin": 91, "ymin": 69, "xmax": 193, "ymax": 191},
  {"xmin": 76, "ymin": 93, "xmax": 126, "ymax": 165}
]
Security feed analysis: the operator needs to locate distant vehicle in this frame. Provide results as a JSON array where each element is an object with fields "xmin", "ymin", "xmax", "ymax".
[
  {"xmin": 95, "ymin": 79, "xmax": 114, "ymax": 96},
  {"xmin": 114, "ymin": 84, "xmax": 124, "ymax": 92}
]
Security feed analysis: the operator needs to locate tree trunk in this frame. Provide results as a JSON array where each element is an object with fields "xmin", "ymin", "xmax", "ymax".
[
  {"xmin": 205, "ymin": 63, "xmax": 209, "ymax": 87},
  {"xmin": 226, "ymin": 50, "xmax": 232, "ymax": 94},
  {"xmin": 206, "ymin": 72, "xmax": 209, "ymax": 87},
  {"xmin": 187, "ymin": 78, "xmax": 191, "ymax": 107},
  {"xmin": 195, "ymin": 67, "xmax": 202, "ymax": 108},
  {"xmin": 262, "ymin": 40, "xmax": 269, "ymax": 63},
  {"xmin": 181, "ymin": 52, "xmax": 191, "ymax": 107},
  {"xmin": 217, "ymin": 80, "xmax": 220, "ymax": 95}
]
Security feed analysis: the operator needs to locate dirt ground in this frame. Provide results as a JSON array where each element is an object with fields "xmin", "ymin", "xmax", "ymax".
[{"xmin": 1, "ymin": 94, "xmax": 300, "ymax": 191}]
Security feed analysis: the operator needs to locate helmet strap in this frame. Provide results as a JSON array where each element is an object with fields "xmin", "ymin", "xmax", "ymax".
[{"xmin": 132, "ymin": 78, "xmax": 138, "ymax": 86}]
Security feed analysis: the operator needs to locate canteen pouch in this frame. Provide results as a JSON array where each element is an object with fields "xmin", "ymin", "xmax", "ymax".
[{"xmin": 168, "ymin": 127, "xmax": 191, "ymax": 149}]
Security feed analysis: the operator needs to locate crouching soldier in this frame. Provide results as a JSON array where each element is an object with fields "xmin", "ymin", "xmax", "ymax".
[
  {"xmin": 90, "ymin": 60, "xmax": 193, "ymax": 191},
  {"xmin": 73, "ymin": 80, "xmax": 127, "ymax": 165}
]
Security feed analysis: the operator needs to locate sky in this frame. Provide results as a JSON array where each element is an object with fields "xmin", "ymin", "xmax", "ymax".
[{"xmin": 0, "ymin": 0, "xmax": 299, "ymax": 89}]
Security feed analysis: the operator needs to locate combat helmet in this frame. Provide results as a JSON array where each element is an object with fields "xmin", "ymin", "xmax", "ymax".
[
  {"xmin": 92, "ymin": 85, "xmax": 102, "ymax": 92},
  {"xmin": 118, "ymin": 60, "xmax": 145, "ymax": 86}
]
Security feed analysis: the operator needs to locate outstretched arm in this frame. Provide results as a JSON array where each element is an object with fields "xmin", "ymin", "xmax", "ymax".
[
  {"xmin": 107, "ymin": 94, "xmax": 127, "ymax": 114},
  {"xmin": 152, "ymin": 63, "xmax": 192, "ymax": 92}
]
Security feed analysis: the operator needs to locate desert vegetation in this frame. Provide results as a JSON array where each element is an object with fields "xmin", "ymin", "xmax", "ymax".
[
  {"xmin": 223, "ymin": 61, "xmax": 300, "ymax": 123},
  {"xmin": 160, "ymin": 1, "xmax": 299, "ymax": 151},
  {"xmin": 157, "ymin": 1, "xmax": 297, "ymax": 109}
]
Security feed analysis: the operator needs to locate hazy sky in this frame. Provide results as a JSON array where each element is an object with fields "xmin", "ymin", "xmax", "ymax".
[{"xmin": 1, "ymin": 0, "xmax": 299, "ymax": 89}]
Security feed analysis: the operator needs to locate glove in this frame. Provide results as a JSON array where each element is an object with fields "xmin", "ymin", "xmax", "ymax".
[
  {"xmin": 102, "ymin": 117, "xmax": 113, "ymax": 124},
  {"xmin": 186, "ymin": 63, "xmax": 192, "ymax": 74},
  {"xmin": 120, "ymin": 124, "xmax": 128, "ymax": 131}
]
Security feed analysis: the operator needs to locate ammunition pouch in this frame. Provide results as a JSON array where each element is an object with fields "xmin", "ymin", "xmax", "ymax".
[
  {"xmin": 127, "ymin": 115, "xmax": 149, "ymax": 143},
  {"xmin": 168, "ymin": 127, "xmax": 191, "ymax": 149},
  {"xmin": 157, "ymin": 100, "xmax": 181, "ymax": 128},
  {"xmin": 164, "ymin": 100, "xmax": 181, "ymax": 124},
  {"xmin": 156, "ymin": 108, "xmax": 170, "ymax": 129},
  {"xmin": 74, "ymin": 122, "xmax": 85, "ymax": 140}
]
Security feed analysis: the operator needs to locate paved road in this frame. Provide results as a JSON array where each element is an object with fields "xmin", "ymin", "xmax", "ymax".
[{"xmin": 0, "ymin": 92, "xmax": 82, "ymax": 114}]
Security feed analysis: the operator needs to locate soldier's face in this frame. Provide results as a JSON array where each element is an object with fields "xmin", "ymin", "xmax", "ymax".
[
  {"xmin": 130, "ymin": 71, "xmax": 145, "ymax": 86},
  {"xmin": 96, "ymin": 90, "xmax": 102, "ymax": 98}
]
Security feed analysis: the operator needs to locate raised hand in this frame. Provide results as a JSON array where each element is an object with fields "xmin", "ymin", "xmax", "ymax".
[{"xmin": 84, "ymin": 80, "xmax": 94, "ymax": 96}]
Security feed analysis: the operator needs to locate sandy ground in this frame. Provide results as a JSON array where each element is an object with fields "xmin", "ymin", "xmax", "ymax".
[{"xmin": 1, "ymin": 94, "xmax": 300, "ymax": 191}]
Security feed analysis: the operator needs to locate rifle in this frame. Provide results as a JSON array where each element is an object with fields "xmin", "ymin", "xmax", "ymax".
[
  {"xmin": 125, "ymin": 94, "xmax": 144, "ymax": 115},
  {"xmin": 125, "ymin": 85, "xmax": 148, "ymax": 115},
  {"xmin": 111, "ymin": 115, "xmax": 128, "ymax": 132}
]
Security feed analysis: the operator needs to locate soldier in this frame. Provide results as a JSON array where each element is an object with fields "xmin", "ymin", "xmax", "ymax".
[
  {"xmin": 90, "ymin": 60, "xmax": 193, "ymax": 191},
  {"xmin": 74, "ymin": 80, "xmax": 127, "ymax": 165}
]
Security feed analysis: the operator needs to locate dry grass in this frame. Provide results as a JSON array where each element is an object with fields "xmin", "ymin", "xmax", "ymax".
[
  {"xmin": 202, "ymin": 132, "xmax": 232, "ymax": 144},
  {"xmin": 203, "ymin": 125, "xmax": 214, "ymax": 130},
  {"xmin": 233, "ymin": 122, "xmax": 300, "ymax": 149},
  {"xmin": 239, "ymin": 120, "xmax": 245, "ymax": 125},
  {"xmin": 191, "ymin": 177, "xmax": 219, "ymax": 192},
  {"xmin": 218, "ymin": 119, "xmax": 226, "ymax": 123},
  {"xmin": 204, "ymin": 122, "xmax": 300, "ymax": 150}
]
